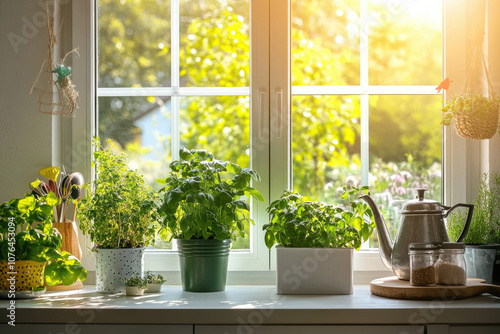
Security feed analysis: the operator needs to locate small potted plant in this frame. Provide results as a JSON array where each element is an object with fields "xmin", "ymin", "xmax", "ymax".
[
  {"xmin": 123, "ymin": 275, "xmax": 148, "ymax": 296},
  {"xmin": 447, "ymin": 172, "xmax": 500, "ymax": 284},
  {"xmin": 78, "ymin": 138, "xmax": 160, "ymax": 293},
  {"xmin": 144, "ymin": 271, "xmax": 166, "ymax": 293},
  {"xmin": 157, "ymin": 148, "xmax": 264, "ymax": 292},
  {"xmin": 263, "ymin": 187, "xmax": 374, "ymax": 295},
  {"xmin": 0, "ymin": 193, "xmax": 87, "ymax": 297}
]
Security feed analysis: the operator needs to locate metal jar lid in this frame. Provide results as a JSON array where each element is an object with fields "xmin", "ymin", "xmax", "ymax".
[
  {"xmin": 440, "ymin": 242, "xmax": 465, "ymax": 250},
  {"xmin": 401, "ymin": 188, "xmax": 443, "ymax": 214},
  {"xmin": 409, "ymin": 242, "xmax": 441, "ymax": 251}
]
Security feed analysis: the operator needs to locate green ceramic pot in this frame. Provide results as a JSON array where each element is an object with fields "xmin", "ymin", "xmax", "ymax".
[{"xmin": 177, "ymin": 238, "xmax": 231, "ymax": 292}]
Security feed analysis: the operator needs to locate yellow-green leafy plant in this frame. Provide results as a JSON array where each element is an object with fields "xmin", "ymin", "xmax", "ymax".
[
  {"xmin": 78, "ymin": 138, "xmax": 159, "ymax": 249},
  {"xmin": 0, "ymin": 193, "xmax": 87, "ymax": 286}
]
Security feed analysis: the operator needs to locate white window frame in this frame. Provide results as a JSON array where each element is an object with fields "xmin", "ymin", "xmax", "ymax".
[{"xmin": 70, "ymin": 0, "xmax": 482, "ymax": 282}]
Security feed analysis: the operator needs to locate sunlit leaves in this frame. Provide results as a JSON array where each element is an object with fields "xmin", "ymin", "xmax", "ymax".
[
  {"xmin": 77, "ymin": 138, "xmax": 160, "ymax": 249},
  {"xmin": 157, "ymin": 149, "xmax": 263, "ymax": 241},
  {"xmin": 264, "ymin": 187, "xmax": 374, "ymax": 250}
]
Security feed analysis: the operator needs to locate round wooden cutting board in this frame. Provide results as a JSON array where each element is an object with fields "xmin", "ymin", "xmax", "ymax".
[{"xmin": 370, "ymin": 276, "xmax": 500, "ymax": 300}]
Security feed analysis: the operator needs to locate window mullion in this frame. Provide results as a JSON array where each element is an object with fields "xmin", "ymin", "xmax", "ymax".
[
  {"xmin": 360, "ymin": 0, "xmax": 369, "ymax": 186},
  {"xmin": 269, "ymin": 0, "xmax": 291, "ymax": 201},
  {"xmin": 171, "ymin": 0, "xmax": 180, "ymax": 161}
]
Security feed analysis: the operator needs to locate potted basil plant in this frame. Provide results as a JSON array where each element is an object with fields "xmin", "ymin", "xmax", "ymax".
[
  {"xmin": 0, "ymin": 193, "xmax": 87, "ymax": 297},
  {"xmin": 264, "ymin": 187, "xmax": 374, "ymax": 295},
  {"xmin": 78, "ymin": 138, "xmax": 160, "ymax": 293},
  {"xmin": 157, "ymin": 148, "xmax": 264, "ymax": 292},
  {"xmin": 447, "ymin": 172, "xmax": 500, "ymax": 284}
]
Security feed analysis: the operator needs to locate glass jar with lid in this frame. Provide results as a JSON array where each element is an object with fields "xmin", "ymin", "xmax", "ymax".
[
  {"xmin": 436, "ymin": 242, "xmax": 467, "ymax": 285},
  {"xmin": 409, "ymin": 243, "xmax": 439, "ymax": 286}
]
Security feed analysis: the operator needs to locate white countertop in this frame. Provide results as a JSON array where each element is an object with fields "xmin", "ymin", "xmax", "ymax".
[{"xmin": 1, "ymin": 285, "xmax": 500, "ymax": 325}]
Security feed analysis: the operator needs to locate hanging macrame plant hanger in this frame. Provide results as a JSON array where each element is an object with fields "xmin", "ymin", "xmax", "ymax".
[{"xmin": 30, "ymin": 0, "xmax": 79, "ymax": 118}]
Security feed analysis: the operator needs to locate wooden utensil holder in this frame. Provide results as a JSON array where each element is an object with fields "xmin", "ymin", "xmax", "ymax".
[{"xmin": 46, "ymin": 220, "xmax": 84, "ymax": 291}]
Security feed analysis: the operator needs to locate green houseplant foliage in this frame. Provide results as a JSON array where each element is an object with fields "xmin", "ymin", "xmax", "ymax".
[
  {"xmin": 441, "ymin": 93, "xmax": 499, "ymax": 127},
  {"xmin": 0, "ymin": 193, "xmax": 87, "ymax": 286},
  {"xmin": 145, "ymin": 271, "xmax": 166, "ymax": 285},
  {"xmin": 264, "ymin": 187, "xmax": 375, "ymax": 250},
  {"xmin": 448, "ymin": 172, "xmax": 500, "ymax": 244},
  {"xmin": 157, "ymin": 148, "xmax": 264, "ymax": 241},
  {"xmin": 78, "ymin": 138, "xmax": 160, "ymax": 249},
  {"xmin": 123, "ymin": 275, "xmax": 148, "ymax": 289}
]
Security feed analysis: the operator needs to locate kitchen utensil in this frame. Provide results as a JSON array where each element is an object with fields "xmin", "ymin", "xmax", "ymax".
[
  {"xmin": 39, "ymin": 166, "xmax": 60, "ymax": 183},
  {"xmin": 29, "ymin": 179, "xmax": 50, "ymax": 197},
  {"xmin": 69, "ymin": 172, "xmax": 84, "ymax": 221},
  {"xmin": 59, "ymin": 175, "xmax": 73, "ymax": 223},
  {"xmin": 370, "ymin": 276, "xmax": 500, "ymax": 300},
  {"xmin": 360, "ymin": 188, "xmax": 474, "ymax": 280},
  {"xmin": 49, "ymin": 180, "xmax": 59, "ymax": 198}
]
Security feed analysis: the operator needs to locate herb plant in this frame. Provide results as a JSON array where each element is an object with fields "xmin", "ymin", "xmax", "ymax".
[
  {"xmin": 145, "ymin": 271, "xmax": 166, "ymax": 285},
  {"xmin": 157, "ymin": 148, "xmax": 264, "ymax": 241},
  {"xmin": 448, "ymin": 172, "xmax": 500, "ymax": 244},
  {"xmin": 441, "ymin": 93, "xmax": 499, "ymax": 127},
  {"xmin": 78, "ymin": 138, "xmax": 160, "ymax": 249},
  {"xmin": 123, "ymin": 275, "xmax": 148, "ymax": 289},
  {"xmin": 0, "ymin": 193, "xmax": 87, "ymax": 286},
  {"xmin": 263, "ymin": 187, "xmax": 374, "ymax": 250}
]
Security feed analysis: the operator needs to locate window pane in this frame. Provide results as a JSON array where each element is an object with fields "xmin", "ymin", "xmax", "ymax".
[
  {"xmin": 369, "ymin": 94, "xmax": 442, "ymax": 246},
  {"xmin": 180, "ymin": 0, "xmax": 249, "ymax": 87},
  {"xmin": 180, "ymin": 96, "xmax": 250, "ymax": 168},
  {"xmin": 292, "ymin": 0, "xmax": 360, "ymax": 86},
  {"xmin": 98, "ymin": 0, "xmax": 171, "ymax": 87},
  {"xmin": 368, "ymin": 0, "xmax": 442, "ymax": 85},
  {"xmin": 98, "ymin": 96, "xmax": 172, "ymax": 187},
  {"xmin": 292, "ymin": 95, "xmax": 361, "ymax": 202}
]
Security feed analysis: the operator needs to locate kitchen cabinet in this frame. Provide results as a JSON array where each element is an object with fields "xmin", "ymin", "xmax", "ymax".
[{"xmin": 196, "ymin": 325, "xmax": 424, "ymax": 334}]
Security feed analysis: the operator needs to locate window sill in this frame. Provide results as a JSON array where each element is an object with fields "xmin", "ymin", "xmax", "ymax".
[{"xmin": 1, "ymin": 285, "xmax": 499, "ymax": 326}]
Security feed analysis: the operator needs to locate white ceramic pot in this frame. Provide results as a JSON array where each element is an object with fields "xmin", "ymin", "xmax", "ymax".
[
  {"xmin": 276, "ymin": 247, "xmax": 353, "ymax": 295},
  {"xmin": 94, "ymin": 248, "xmax": 144, "ymax": 294},
  {"xmin": 145, "ymin": 283, "xmax": 162, "ymax": 293},
  {"xmin": 125, "ymin": 286, "xmax": 145, "ymax": 296}
]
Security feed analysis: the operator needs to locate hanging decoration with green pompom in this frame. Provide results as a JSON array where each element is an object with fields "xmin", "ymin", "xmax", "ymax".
[{"xmin": 30, "ymin": 0, "xmax": 79, "ymax": 118}]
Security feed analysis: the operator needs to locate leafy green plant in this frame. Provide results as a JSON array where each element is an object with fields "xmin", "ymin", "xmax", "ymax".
[
  {"xmin": 263, "ymin": 187, "xmax": 375, "ymax": 250},
  {"xmin": 78, "ymin": 138, "xmax": 160, "ymax": 249},
  {"xmin": 441, "ymin": 93, "xmax": 499, "ymax": 127},
  {"xmin": 157, "ymin": 148, "xmax": 264, "ymax": 241},
  {"xmin": 145, "ymin": 271, "xmax": 166, "ymax": 285},
  {"xmin": 123, "ymin": 275, "xmax": 148, "ymax": 289},
  {"xmin": 0, "ymin": 193, "xmax": 87, "ymax": 286},
  {"xmin": 448, "ymin": 172, "xmax": 500, "ymax": 244}
]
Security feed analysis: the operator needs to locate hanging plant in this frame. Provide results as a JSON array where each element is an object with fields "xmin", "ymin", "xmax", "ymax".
[
  {"xmin": 438, "ymin": 2, "xmax": 499, "ymax": 140},
  {"xmin": 440, "ymin": 88, "xmax": 499, "ymax": 140}
]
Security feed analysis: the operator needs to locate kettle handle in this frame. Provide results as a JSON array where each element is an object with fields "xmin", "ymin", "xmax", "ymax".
[{"xmin": 443, "ymin": 203, "xmax": 474, "ymax": 242}]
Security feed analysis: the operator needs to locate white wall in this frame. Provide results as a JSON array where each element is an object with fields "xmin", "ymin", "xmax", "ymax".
[{"xmin": 0, "ymin": 0, "xmax": 54, "ymax": 203}]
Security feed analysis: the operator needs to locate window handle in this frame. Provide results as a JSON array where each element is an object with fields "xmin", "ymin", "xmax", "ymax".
[
  {"xmin": 276, "ymin": 89, "xmax": 283, "ymax": 138},
  {"xmin": 259, "ymin": 91, "xmax": 267, "ymax": 139}
]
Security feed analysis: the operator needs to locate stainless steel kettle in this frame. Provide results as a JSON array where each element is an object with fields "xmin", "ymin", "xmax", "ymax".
[{"xmin": 360, "ymin": 188, "xmax": 474, "ymax": 280}]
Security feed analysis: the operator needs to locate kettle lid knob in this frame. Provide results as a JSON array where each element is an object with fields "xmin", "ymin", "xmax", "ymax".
[{"xmin": 416, "ymin": 188, "xmax": 427, "ymax": 201}]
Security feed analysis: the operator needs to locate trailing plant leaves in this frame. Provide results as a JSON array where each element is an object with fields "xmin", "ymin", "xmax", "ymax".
[{"xmin": 0, "ymin": 193, "xmax": 87, "ymax": 286}]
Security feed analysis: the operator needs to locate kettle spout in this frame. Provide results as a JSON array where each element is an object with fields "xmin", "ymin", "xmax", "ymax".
[{"xmin": 359, "ymin": 194, "xmax": 394, "ymax": 271}]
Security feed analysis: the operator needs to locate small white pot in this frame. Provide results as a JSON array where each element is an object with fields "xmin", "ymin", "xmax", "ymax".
[
  {"xmin": 276, "ymin": 247, "xmax": 353, "ymax": 295},
  {"xmin": 145, "ymin": 283, "xmax": 162, "ymax": 293},
  {"xmin": 125, "ymin": 286, "xmax": 146, "ymax": 296}
]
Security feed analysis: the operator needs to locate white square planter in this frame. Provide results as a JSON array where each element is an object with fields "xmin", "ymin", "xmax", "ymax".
[{"xmin": 276, "ymin": 247, "xmax": 353, "ymax": 295}]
